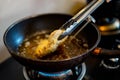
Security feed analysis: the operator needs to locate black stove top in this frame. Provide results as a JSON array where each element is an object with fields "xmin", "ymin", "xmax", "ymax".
[{"xmin": 0, "ymin": 55, "xmax": 120, "ymax": 80}]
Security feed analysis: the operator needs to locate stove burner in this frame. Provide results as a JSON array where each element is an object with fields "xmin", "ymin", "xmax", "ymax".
[
  {"xmin": 23, "ymin": 63, "xmax": 86, "ymax": 80},
  {"xmin": 101, "ymin": 58, "xmax": 120, "ymax": 69},
  {"xmin": 100, "ymin": 38, "xmax": 120, "ymax": 70}
]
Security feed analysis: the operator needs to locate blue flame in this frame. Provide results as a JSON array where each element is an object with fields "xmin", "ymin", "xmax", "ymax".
[{"xmin": 38, "ymin": 70, "xmax": 72, "ymax": 77}]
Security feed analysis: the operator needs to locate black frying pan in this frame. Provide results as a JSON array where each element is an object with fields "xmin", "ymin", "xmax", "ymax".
[{"xmin": 4, "ymin": 14, "xmax": 119, "ymax": 72}]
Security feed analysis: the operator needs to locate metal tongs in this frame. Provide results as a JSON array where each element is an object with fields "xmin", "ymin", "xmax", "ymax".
[{"xmin": 58, "ymin": 0, "xmax": 106, "ymax": 40}]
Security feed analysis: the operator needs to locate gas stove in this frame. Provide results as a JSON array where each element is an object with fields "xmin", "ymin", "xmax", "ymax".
[
  {"xmin": 0, "ymin": 51, "xmax": 120, "ymax": 80},
  {"xmin": 0, "ymin": 55, "xmax": 101, "ymax": 80},
  {"xmin": 23, "ymin": 63, "xmax": 86, "ymax": 80},
  {"xmin": 1, "ymin": 22, "xmax": 120, "ymax": 80}
]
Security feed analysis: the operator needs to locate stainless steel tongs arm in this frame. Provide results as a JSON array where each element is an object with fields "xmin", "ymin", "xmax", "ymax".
[{"xmin": 58, "ymin": 0, "xmax": 105, "ymax": 40}]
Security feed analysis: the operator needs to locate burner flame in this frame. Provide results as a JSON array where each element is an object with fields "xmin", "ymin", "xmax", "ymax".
[
  {"xmin": 23, "ymin": 63, "xmax": 86, "ymax": 80},
  {"xmin": 38, "ymin": 70, "xmax": 72, "ymax": 77}
]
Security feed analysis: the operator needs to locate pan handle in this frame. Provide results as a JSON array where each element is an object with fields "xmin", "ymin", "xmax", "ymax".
[{"xmin": 93, "ymin": 47, "xmax": 120, "ymax": 57}]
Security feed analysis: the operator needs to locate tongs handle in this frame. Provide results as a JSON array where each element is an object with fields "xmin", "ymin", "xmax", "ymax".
[{"xmin": 59, "ymin": 0, "xmax": 105, "ymax": 40}]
